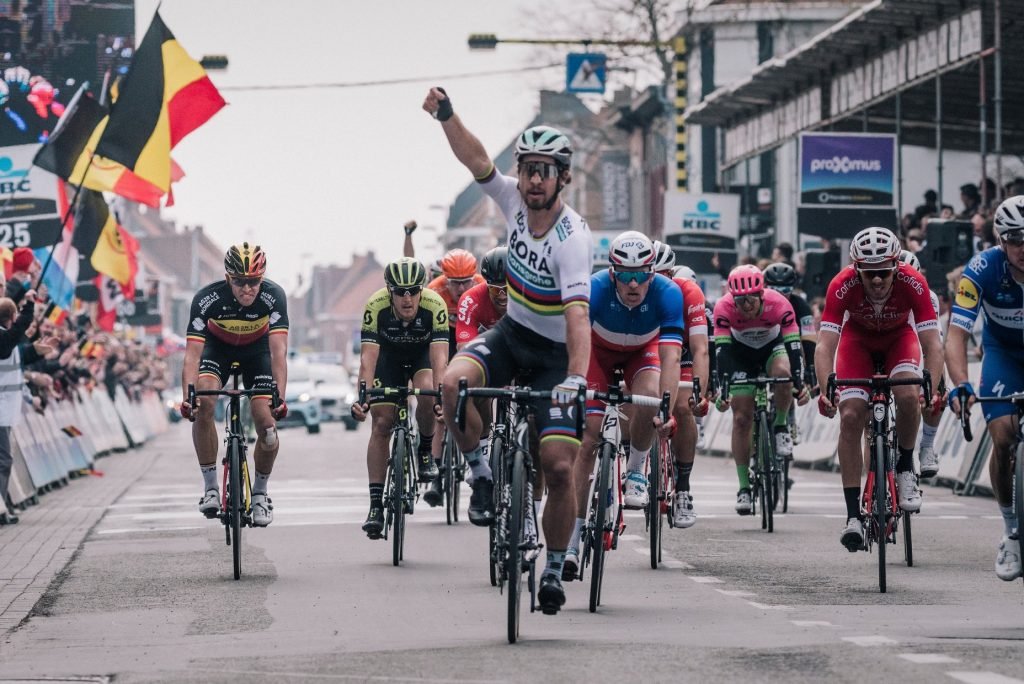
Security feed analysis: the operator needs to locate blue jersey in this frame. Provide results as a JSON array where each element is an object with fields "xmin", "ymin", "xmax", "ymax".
[
  {"xmin": 589, "ymin": 271, "xmax": 684, "ymax": 352},
  {"xmin": 950, "ymin": 246, "xmax": 1024, "ymax": 348}
]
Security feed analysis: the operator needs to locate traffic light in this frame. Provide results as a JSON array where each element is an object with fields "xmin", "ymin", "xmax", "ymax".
[{"xmin": 467, "ymin": 34, "xmax": 498, "ymax": 50}]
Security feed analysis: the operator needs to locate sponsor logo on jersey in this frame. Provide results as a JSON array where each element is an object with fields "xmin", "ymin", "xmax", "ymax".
[
  {"xmin": 192, "ymin": 317, "xmax": 205, "ymax": 331},
  {"xmin": 896, "ymin": 269, "xmax": 924, "ymax": 296},
  {"xmin": 508, "ymin": 229, "xmax": 552, "ymax": 275},
  {"xmin": 555, "ymin": 216, "xmax": 574, "ymax": 241},
  {"xmin": 967, "ymin": 254, "xmax": 988, "ymax": 272},
  {"xmin": 260, "ymin": 291, "xmax": 276, "ymax": 307},
  {"xmin": 269, "ymin": 312, "xmax": 282, "ymax": 325},
  {"xmin": 986, "ymin": 306, "xmax": 1024, "ymax": 328},
  {"xmin": 956, "ymin": 279, "xmax": 979, "ymax": 309},
  {"xmin": 687, "ymin": 304, "xmax": 704, "ymax": 315},
  {"xmin": 197, "ymin": 292, "xmax": 220, "ymax": 314},
  {"xmin": 834, "ymin": 276, "xmax": 860, "ymax": 300}
]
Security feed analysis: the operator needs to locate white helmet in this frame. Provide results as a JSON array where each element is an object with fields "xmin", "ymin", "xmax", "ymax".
[
  {"xmin": 994, "ymin": 195, "xmax": 1024, "ymax": 236},
  {"xmin": 514, "ymin": 125, "xmax": 572, "ymax": 168},
  {"xmin": 608, "ymin": 231, "xmax": 655, "ymax": 268},
  {"xmin": 850, "ymin": 227, "xmax": 900, "ymax": 266},
  {"xmin": 674, "ymin": 265, "xmax": 697, "ymax": 281},
  {"xmin": 652, "ymin": 241, "xmax": 676, "ymax": 273},
  {"xmin": 898, "ymin": 249, "xmax": 921, "ymax": 271}
]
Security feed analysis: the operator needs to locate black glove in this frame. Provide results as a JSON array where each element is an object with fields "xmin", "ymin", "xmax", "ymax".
[{"xmin": 435, "ymin": 87, "xmax": 453, "ymax": 121}]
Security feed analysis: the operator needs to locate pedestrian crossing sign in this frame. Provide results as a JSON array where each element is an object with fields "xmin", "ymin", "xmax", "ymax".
[{"xmin": 566, "ymin": 53, "xmax": 606, "ymax": 94}]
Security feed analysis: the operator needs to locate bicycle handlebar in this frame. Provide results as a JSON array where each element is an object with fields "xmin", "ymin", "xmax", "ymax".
[
  {"xmin": 357, "ymin": 381, "xmax": 442, "ymax": 406},
  {"xmin": 720, "ymin": 375, "xmax": 791, "ymax": 401},
  {"xmin": 585, "ymin": 388, "xmax": 672, "ymax": 424},
  {"xmin": 826, "ymin": 370, "xmax": 932, "ymax": 408},
  {"xmin": 453, "ymin": 378, "xmax": 587, "ymax": 439},
  {"xmin": 187, "ymin": 383, "xmax": 281, "ymax": 412},
  {"xmin": 956, "ymin": 391, "xmax": 1024, "ymax": 442}
]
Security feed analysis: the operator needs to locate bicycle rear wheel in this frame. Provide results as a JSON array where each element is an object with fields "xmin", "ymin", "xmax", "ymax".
[
  {"xmin": 507, "ymin": 448, "xmax": 527, "ymax": 644},
  {"xmin": 589, "ymin": 442, "xmax": 613, "ymax": 612},
  {"xmin": 228, "ymin": 437, "xmax": 243, "ymax": 580},
  {"xmin": 443, "ymin": 433, "xmax": 456, "ymax": 525},
  {"xmin": 782, "ymin": 453, "xmax": 791, "ymax": 513},
  {"xmin": 874, "ymin": 436, "xmax": 888, "ymax": 593},
  {"xmin": 391, "ymin": 430, "xmax": 408, "ymax": 567},
  {"xmin": 648, "ymin": 438, "xmax": 662, "ymax": 569},
  {"xmin": 489, "ymin": 433, "xmax": 506, "ymax": 587}
]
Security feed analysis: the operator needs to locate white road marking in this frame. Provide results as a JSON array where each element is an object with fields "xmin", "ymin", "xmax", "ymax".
[
  {"xmin": 946, "ymin": 673, "xmax": 1024, "ymax": 684},
  {"xmin": 746, "ymin": 601, "xmax": 792, "ymax": 610},
  {"xmin": 842, "ymin": 635, "xmax": 898, "ymax": 647},
  {"xmin": 791, "ymin": 620, "xmax": 835, "ymax": 627},
  {"xmin": 714, "ymin": 589, "xmax": 757, "ymax": 597},
  {"xmin": 899, "ymin": 654, "xmax": 962, "ymax": 664},
  {"xmin": 688, "ymin": 576, "xmax": 724, "ymax": 584}
]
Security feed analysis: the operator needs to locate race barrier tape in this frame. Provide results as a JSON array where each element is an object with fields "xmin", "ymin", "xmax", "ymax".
[{"xmin": 5, "ymin": 389, "xmax": 169, "ymax": 509}]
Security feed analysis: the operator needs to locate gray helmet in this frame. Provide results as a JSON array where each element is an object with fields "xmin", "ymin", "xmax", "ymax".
[
  {"xmin": 514, "ymin": 125, "xmax": 572, "ymax": 168},
  {"xmin": 994, "ymin": 195, "xmax": 1024, "ymax": 236}
]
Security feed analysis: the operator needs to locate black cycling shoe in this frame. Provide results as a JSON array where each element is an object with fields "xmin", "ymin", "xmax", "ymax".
[
  {"xmin": 362, "ymin": 506, "xmax": 384, "ymax": 539},
  {"xmin": 423, "ymin": 476, "xmax": 443, "ymax": 507},
  {"xmin": 538, "ymin": 574, "xmax": 566, "ymax": 615},
  {"xmin": 468, "ymin": 479, "xmax": 495, "ymax": 527},
  {"xmin": 417, "ymin": 454, "xmax": 439, "ymax": 483}
]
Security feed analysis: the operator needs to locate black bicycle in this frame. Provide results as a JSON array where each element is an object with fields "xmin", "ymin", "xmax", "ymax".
[
  {"xmin": 828, "ymin": 370, "xmax": 931, "ymax": 593},
  {"xmin": 721, "ymin": 375, "xmax": 792, "ymax": 533},
  {"xmin": 359, "ymin": 381, "xmax": 441, "ymax": 567},
  {"xmin": 957, "ymin": 387, "xmax": 1024, "ymax": 589},
  {"xmin": 441, "ymin": 429, "xmax": 465, "ymax": 525},
  {"xmin": 455, "ymin": 380, "xmax": 584, "ymax": 643},
  {"xmin": 188, "ymin": 367, "xmax": 279, "ymax": 581}
]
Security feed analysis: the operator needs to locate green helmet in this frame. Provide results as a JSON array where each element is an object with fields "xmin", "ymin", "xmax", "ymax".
[{"xmin": 384, "ymin": 257, "xmax": 426, "ymax": 289}]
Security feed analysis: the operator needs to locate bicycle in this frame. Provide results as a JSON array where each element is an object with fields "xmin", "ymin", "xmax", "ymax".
[
  {"xmin": 359, "ymin": 379, "xmax": 441, "ymax": 567},
  {"xmin": 187, "ymin": 365, "xmax": 280, "ymax": 581},
  {"xmin": 441, "ymin": 429, "xmax": 465, "ymax": 525},
  {"xmin": 575, "ymin": 377, "xmax": 668, "ymax": 609},
  {"xmin": 956, "ymin": 388, "xmax": 1024, "ymax": 589},
  {"xmin": 721, "ymin": 375, "xmax": 792, "ymax": 533},
  {"xmin": 455, "ymin": 379, "xmax": 584, "ymax": 643},
  {"xmin": 827, "ymin": 369, "xmax": 931, "ymax": 593}
]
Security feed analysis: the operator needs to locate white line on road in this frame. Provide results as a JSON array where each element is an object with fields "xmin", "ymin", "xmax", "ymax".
[
  {"xmin": 618, "ymin": 534, "xmax": 642, "ymax": 541},
  {"xmin": 688, "ymin": 576, "xmax": 724, "ymax": 584},
  {"xmin": 209, "ymin": 668, "xmax": 503, "ymax": 683},
  {"xmin": 899, "ymin": 654, "xmax": 962, "ymax": 664},
  {"xmin": 842, "ymin": 635, "xmax": 898, "ymax": 647},
  {"xmin": 714, "ymin": 589, "xmax": 757, "ymax": 597},
  {"xmin": 746, "ymin": 601, "xmax": 792, "ymax": 610},
  {"xmin": 946, "ymin": 672, "xmax": 1024, "ymax": 684},
  {"xmin": 791, "ymin": 620, "xmax": 835, "ymax": 627}
]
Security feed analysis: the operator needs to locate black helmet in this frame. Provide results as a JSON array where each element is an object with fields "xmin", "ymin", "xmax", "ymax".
[
  {"xmin": 762, "ymin": 262, "xmax": 798, "ymax": 292},
  {"xmin": 480, "ymin": 246, "xmax": 507, "ymax": 285}
]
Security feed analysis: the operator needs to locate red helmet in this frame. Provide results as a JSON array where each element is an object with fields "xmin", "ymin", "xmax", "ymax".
[
  {"xmin": 727, "ymin": 264, "xmax": 764, "ymax": 297},
  {"xmin": 440, "ymin": 249, "xmax": 477, "ymax": 279}
]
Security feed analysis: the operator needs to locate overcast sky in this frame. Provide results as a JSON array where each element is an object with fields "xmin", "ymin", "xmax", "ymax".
[{"xmin": 133, "ymin": 0, "xmax": 627, "ymax": 290}]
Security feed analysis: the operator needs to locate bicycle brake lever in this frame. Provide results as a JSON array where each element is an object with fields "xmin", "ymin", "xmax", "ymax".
[
  {"xmin": 574, "ymin": 385, "xmax": 586, "ymax": 439},
  {"xmin": 358, "ymin": 380, "xmax": 366, "ymax": 407},
  {"xmin": 455, "ymin": 377, "xmax": 468, "ymax": 432}
]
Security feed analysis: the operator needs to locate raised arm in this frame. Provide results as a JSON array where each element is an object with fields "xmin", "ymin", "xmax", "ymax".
[{"xmin": 422, "ymin": 87, "xmax": 493, "ymax": 179}]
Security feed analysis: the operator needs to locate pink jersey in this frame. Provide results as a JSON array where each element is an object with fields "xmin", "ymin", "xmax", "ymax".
[
  {"xmin": 713, "ymin": 288, "xmax": 799, "ymax": 349},
  {"xmin": 820, "ymin": 263, "xmax": 938, "ymax": 336}
]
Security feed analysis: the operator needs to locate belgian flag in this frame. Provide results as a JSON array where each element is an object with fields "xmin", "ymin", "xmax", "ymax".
[
  {"xmin": 32, "ymin": 12, "xmax": 224, "ymax": 206},
  {"xmin": 72, "ymin": 190, "xmax": 139, "ymax": 288}
]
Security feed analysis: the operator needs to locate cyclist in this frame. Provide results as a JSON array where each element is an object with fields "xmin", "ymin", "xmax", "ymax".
[
  {"xmin": 349, "ymin": 257, "xmax": 449, "ymax": 539},
  {"xmin": 424, "ymin": 87, "xmax": 592, "ymax": 615},
  {"xmin": 815, "ymin": 227, "xmax": 943, "ymax": 551},
  {"xmin": 564, "ymin": 232, "xmax": 682, "ymax": 578},
  {"xmin": 180, "ymin": 243, "xmax": 289, "ymax": 527},
  {"xmin": 898, "ymin": 249, "xmax": 943, "ymax": 479},
  {"xmin": 424, "ymin": 246, "xmax": 508, "ymax": 507},
  {"xmin": 947, "ymin": 195, "xmax": 1024, "ymax": 580},
  {"xmin": 714, "ymin": 264, "xmax": 808, "ymax": 515},
  {"xmin": 428, "ymin": 248, "xmax": 486, "ymax": 358},
  {"xmin": 654, "ymin": 244, "xmax": 710, "ymax": 528}
]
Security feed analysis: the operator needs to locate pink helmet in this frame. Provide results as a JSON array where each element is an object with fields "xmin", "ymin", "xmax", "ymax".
[{"xmin": 727, "ymin": 264, "xmax": 764, "ymax": 297}]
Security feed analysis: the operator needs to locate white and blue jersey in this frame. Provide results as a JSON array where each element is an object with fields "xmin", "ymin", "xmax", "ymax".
[
  {"xmin": 951, "ymin": 247, "xmax": 1024, "ymax": 419},
  {"xmin": 590, "ymin": 271, "xmax": 684, "ymax": 352}
]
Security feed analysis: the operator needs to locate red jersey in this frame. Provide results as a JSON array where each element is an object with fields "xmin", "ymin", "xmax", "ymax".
[
  {"xmin": 820, "ymin": 263, "xmax": 938, "ymax": 336},
  {"xmin": 673, "ymin": 277, "xmax": 708, "ymax": 346},
  {"xmin": 428, "ymin": 274, "xmax": 486, "ymax": 327},
  {"xmin": 456, "ymin": 282, "xmax": 503, "ymax": 344}
]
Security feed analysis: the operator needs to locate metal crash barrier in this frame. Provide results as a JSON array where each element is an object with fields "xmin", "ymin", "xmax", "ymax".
[{"xmin": 5, "ymin": 389, "xmax": 169, "ymax": 509}]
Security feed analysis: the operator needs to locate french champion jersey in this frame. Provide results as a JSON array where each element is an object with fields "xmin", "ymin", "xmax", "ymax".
[
  {"xmin": 950, "ymin": 246, "xmax": 1024, "ymax": 347},
  {"xmin": 589, "ymin": 271, "xmax": 684, "ymax": 352},
  {"xmin": 478, "ymin": 170, "xmax": 592, "ymax": 343},
  {"xmin": 187, "ymin": 279, "xmax": 289, "ymax": 346}
]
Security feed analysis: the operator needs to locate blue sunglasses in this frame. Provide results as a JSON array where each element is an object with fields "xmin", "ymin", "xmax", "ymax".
[{"xmin": 613, "ymin": 270, "xmax": 653, "ymax": 285}]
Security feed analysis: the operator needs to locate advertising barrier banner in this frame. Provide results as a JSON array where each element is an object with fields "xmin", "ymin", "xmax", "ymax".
[
  {"xmin": 663, "ymin": 191, "xmax": 740, "ymax": 274},
  {"xmin": 0, "ymin": 144, "xmax": 63, "ymax": 248}
]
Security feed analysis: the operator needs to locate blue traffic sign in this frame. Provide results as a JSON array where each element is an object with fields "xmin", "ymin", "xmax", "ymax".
[{"xmin": 566, "ymin": 53, "xmax": 606, "ymax": 94}]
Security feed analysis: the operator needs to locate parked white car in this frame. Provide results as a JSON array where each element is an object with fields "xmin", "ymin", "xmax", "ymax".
[{"xmin": 308, "ymin": 363, "xmax": 358, "ymax": 429}]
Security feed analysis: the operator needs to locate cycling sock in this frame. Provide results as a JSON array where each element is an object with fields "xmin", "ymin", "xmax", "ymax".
[
  {"xmin": 1000, "ymin": 505, "xmax": 1017, "ymax": 537},
  {"xmin": 544, "ymin": 549, "xmax": 566, "ymax": 579},
  {"xmin": 626, "ymin": 444, "xmax": 647, "ymax": 473},
  {"xmin": 844, "ymin": 487, "xmax": 861, "ymax": 520},
  {"xmin": 464, "ymin": 441, "xmax": 492, "ymax": 481},
  {"xmin": 676, "ymin": 461, "xmax": 693, "ymax": 491},
  {"xmin": 418, "ymin": 435, "xmax": 433, "ymax": 462},
  {"xmin": 773, "ymin": 410, "xmax": 788, "ymax": 429},
  {"xmin": 252, "ymin": 471, "xmax": 270, "ymax": 496},
  {"xmin": 369, "ymin": 483, "xmax": 384, "ymax": 509},
  {"xmin": 920, "ymin": 423, "xmax": 938, "ymax": 450},
  {"xmin": 736, "ymin": 465, "xmax": 750, "ymax": 490},
  {"xmin": 568, "ymin": 518, "xmax": 584, "ymax": 553},
  {"xmin": 200, "ymin": 464, "xmax": 218, "ymax": 491},
  {"xmin": 895, "ymin": 445, "xmax": 915, "ymax": 473}
]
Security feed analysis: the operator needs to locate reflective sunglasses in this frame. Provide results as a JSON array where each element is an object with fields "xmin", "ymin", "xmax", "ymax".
[
  {"xmin": 389, "ymin": 285, "xmax": 422, "ymax": 298},
  {"xmin": 1002, "ymin": 230, "xmax": 1024, "ymax": 246},
  {"xmin": 518, "ymin": 161, "xmax": 560, "ymax": 180},
  {"xmin": 613, "ymin": 270, "xmax": 653, "ymax": 285},
  {"xmin": 734, "ymin": 294, "xmax": 762, "ymax": 306},
  {"xmin": 857, "ymin": 267, "xmax": 896, "ymax": 279},
  {"xmin": 487, "ymin": 283, "xmax": 507, "ymax": 293},
  {"xmin": 230, "ymin": 275, "xmax": 263, "ymax": 288},
  {"xmin": 449, "ymin": 277, "xmax": 475, "ymax": 287}
]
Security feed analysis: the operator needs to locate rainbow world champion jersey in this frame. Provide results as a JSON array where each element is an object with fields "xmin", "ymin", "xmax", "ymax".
[{"xmin": 478, "ymin": 169, "xmax": 592, "ymax": 343}]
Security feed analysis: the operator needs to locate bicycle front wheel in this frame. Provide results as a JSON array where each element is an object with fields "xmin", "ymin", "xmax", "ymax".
[
  {"xmin": 758, "ymin": 416, "xmax": 775, "ymax": 533},
  {"xmin": 444, "ymin": 433, "xmax": 457, "ymax": 525},
  {"xmin": 228, "ymin": 437, "xmax": 243, "ymax": 581},
  {"xmin": 507, "ymin": 448, "xmax": 528, "ymax": 644},
  {"xmin": 874, "ymin": 435, "xmax": 888, "ymax": 593},
  {"xmin": 648, "ymin": 438, "xmax": 662, "ymax": 569},
  {"xmin": 903, "ymin": 509, "xmax": 913, "ymax": 566},
  {"xmin": 782, "ymin": 452, "xmax": 791, "ymax": 513},
  {"xmin": 589, "ymin": 441, "xmax": 614, "ymax": 612},
  {"xmin": 391, "ymin": 430, "xmax": 408, "ymax": 567}
]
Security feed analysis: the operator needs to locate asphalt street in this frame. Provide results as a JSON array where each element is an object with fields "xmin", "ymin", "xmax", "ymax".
[{"xmin": 1, "ymin": 420, "xmax": 1022, "ymax": 683}]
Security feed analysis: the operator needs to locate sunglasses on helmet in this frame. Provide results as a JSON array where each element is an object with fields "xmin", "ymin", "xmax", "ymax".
[
  {"xmin": 389, "ymin": 285, "xmax": 422, "ymax": 298},
  {"xmin": 518, "ymin": 161, "xmax": 560, "ymax": 180},
  {"xmin": 613, "ymin": 269, "xmax": 653, "ymax": 285}
]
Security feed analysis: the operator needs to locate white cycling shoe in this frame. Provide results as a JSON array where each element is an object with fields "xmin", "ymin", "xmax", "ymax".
[
  {"xmin": 895, "ymin": 471, "xmax": 922, "ymax": 512},
  {"xmin": 735, "ymin": 489, "xmax": 753, "ymax": 515},
  {"xmin": 622, "ymin": 471, "xmax": 650, "ymax": 509},
  {"xmin": 840, "ymin": 517, "xmax": 865, "ymax": 552},
  {"xmin": 919, "ymin": 446, "xmax": 940, "ymax": 479},
  {"xmin": 250, "ymin": 493, "xmax": 273, "ymax": 527},
  {"xmin": 996, "ymin": 536, "xmax": 1023, "ymax": 581},
  {"xmin": 672, "ymin": 491, "xmax": 696, "ymax": 528},
  {"xmin": 198, "ymin": 489, "xmax": 219, "ymax": 518},
  {"xmin": 774, "ymin": 431, "xmax": 794, "ymax": 459}
]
